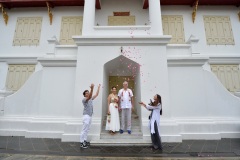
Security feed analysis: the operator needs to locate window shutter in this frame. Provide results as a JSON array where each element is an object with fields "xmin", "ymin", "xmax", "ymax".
[
  {"xmin": 13, "ymin": 18, "xmax": 24, "ymax": 46},
  {"xmin": 60, "ymin": 16, "xmax": 83, "ymax": 45},
  {"xmin": 13, "ymin": 17, "xmax": 42, "ymax": 46},
  {"xmin": 211, "ymin": 65, "xmax": 240, "ymax": 92},
  {"xmin": 204, "ymin": 16, "xmax": 234, "ymax": 45},
  {"xmin": 108, "ymin": 16, "xmax": 135, "ymax": 26},
  {"xmin": 225, "ymin": 65, "xmax": 234, "ymax": 91},
  {"xmin": 33, "ymin": 18, "xmax": 42, "ymax": 45},
  {"xmin": 232, "ymin": 65, "xmax": 240, "ymax": 92},
  {"xmin": 75, "ymin": 17, "xmax": 83, "ymax": 35},
  {"xmin": 162, "ymin": 15, "xmax": 185, "ymax": 44},
  {"xmin": 6, "ymin": 65, "xmax": 36, "ymax": 91}
]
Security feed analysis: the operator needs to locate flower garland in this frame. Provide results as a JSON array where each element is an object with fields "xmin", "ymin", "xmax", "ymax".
[{"xmin": 121, "ymin": 89, "xmax": 131, "ymax": 102}]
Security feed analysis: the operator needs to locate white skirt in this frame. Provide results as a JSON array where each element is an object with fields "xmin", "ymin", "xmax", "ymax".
[{"xmin": 105, "ymin": 103, "xmax": 120, "ymax": 132}]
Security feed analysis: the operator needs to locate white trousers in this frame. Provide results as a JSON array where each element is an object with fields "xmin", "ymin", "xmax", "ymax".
[
  {"xmin": 121, "ymin": 108, "xmax": 131, "ymax": 130},
  {"xmin": 80, "ymin": 115, "xmax": 92, "ymax": 143}
]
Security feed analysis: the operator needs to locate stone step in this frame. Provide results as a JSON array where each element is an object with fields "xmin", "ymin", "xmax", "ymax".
[
  {"xmin": 91, "ymin": 139, "xmax": 151, "ymax": 146},
  {"xmin": 102, "ymin": 124, "xmax": 141, "ymax": 129},
  {"xmin": 102, "ymin": 118, "xmax": 141, "ymax": 128},
  {"xmin": 102, "ymin": 119, "xmax": 139, "ymax": 122},
  {"xmin": 100, "ymin": 132, "xmax": 143, "ymax": 139},
  {"xmin": 103, "ymin": 115, "xmax": 139, "ymax": 119},
  {"xmin": 103, "ymin": 116, "xmax": 139, "ymax": 119},
  {"xmin": 100, "ymin": 113, "xmax": 142, "ymax": 140},
  {"xmin": 101, "ymin": 128, "xmax": 141, "ymax": 132},
  {"xmin": 102, "ymin": 121, "xmax": 140, "ymax": 126}
]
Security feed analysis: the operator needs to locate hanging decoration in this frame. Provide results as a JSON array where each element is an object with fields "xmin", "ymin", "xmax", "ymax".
[
  {"xmin": 46, "ymin": 2, "xmax": 53, "ymax": 25},
  {"xmin": 192, "ymin": 0, "xmax": 199, "ymax": 23},
  {"xmin": 0, "ymin": 3, "xmax": 8, "ymax": 25},
  {"xmin": 238, "ymin": 11, "xmax": 240, "ymax": 21}
]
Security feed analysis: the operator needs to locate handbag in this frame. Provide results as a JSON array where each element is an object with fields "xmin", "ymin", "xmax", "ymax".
[
  {"xmin": 107, "ymin": 114, "xmax": 111, "ymax": 123},
  {"xmin": 149, "ymin": 110, "xmax": 153, "ymax": 120}
]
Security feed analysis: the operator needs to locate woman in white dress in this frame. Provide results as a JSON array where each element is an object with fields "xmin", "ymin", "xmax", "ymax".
[
  {"xmin": 105, "ymin": 86, "xmax": 120, "ymax": 135},
  {"xmin": 139, "ymin": 94, "xmax": 163, "ymax": 150}
]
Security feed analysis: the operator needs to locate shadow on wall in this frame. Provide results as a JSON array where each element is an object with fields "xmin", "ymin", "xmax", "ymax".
[
  {"xmin": 203, "ymin": 68, "xmax": 240, "ymax": 118},
  {"xmin": 0, "ymin": 70, "xmax": 43, "ymax": 116}
]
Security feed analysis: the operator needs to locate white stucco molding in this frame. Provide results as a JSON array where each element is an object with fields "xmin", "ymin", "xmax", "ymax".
[
  {"xmin": 55, "ymin": 45, "xmax": 77, "ymax": 48},
  {"xmin": 166, "ymin": 44, "xmax": 192, "ymax": 56},
  {"xmin": 208, "ymin": 56, "xmax": 240, "ymax": 64},
  {"xmin": 47, "ymin": 36, "xmax": 60, "ymax": 45},
  {"xmin": 167, "ymin": 57, "xmax": 209, "ymax": 67},
  {"xmin": 167, "ymin": 44, "xmax": 191, "ymax": 49},
  {"xmin": 234, "ymin": 92, "xmax": 240, "ymax": 98},
  {"xmin": 54, "ymin": 45, "xmax": 78, "ymax": 56},
  {"xmin": 0, "ymin": 90, "xmax": 14, "ymax": 97},
  {"xmin": 94, "ymin": 26, "xmax": 151, "ymax": 30},
  {"xmin": 0, "ymin": 57, "xmax": 38, "ymax": 65},
  {"xmin": 72, "ymin": 35, "xmax": 172, "ymax": 46},
  {"xmin": 186, "ymin": 35, "xmax": 199, "ymax": 44},
  {"xmin": 38, "ymin": 58, "xmax": 77, "ymax": 67},
  {"xmin": 186, "ymin": 35, "xmax": 200, "ymax": 55}
]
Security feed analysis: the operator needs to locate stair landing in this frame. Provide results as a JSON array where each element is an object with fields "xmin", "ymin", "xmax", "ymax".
[{"xmin": 92, "ymin": 113, "xmax": 148, "ymax": 145}]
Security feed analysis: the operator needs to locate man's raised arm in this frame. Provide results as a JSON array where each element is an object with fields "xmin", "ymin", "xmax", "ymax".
[
  {"xmin": 92, "ymin": 84, "xmax": 101, "ymax": 100},
  {"xmin": 86, "ymin": 84, "xmax": 94, "ymax": 101}
]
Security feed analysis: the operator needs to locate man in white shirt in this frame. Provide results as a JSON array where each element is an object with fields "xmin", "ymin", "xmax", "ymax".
[{"xmin": 118, "ymin": 81, "xmax": 134, "ymax": 134}]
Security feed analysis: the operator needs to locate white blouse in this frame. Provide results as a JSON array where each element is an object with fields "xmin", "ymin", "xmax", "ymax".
[{"xmin": 146, "ymin": 103, "xmax": 161, "ymax": 134}]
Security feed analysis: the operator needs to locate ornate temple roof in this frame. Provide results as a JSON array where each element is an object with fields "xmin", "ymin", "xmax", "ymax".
[{"xmin": 0, "ymin": 0, "xmax": 239, "ymax": 9}]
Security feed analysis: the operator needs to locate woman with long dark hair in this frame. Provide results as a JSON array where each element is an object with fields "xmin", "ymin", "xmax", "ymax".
[
  {"xmin": 139, "ymin": 94, "xmax": 162, "ymax": 150},
  {"xmin": 105, "ymin": 86, "xmax": 120, "ymax": 135}
]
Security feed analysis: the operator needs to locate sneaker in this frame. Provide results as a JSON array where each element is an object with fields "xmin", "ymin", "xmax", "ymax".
[
  {"xmin": 119, "ymin": 129, "xmax": 124, "ymax": 134},
  {"xmin": 84, "ymin": 140, "xmax": 90, "ymax": 146},
  {"xmin": 127, "ymin": 130, "xmax": 131, "ymax": 134},
  {"xmin": 80, "ymin": 142, "xmax": 88, "ymax": 149}
]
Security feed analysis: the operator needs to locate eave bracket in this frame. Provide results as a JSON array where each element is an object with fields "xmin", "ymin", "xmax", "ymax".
[
  {"xmin": 0, "ymin": 3, "xmax": 8, "ymax": 25},
  {"xmin": 192, "ymin": 0, "xmax": 199, "ymax": 23},
  {"xmin": 46, "ymin": 1, "xmax": 53, "ymax": 25}
]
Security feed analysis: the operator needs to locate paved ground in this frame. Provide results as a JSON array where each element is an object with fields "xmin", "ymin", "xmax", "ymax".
[
  {"xmin": 0, "ymin": 154, "xmax": 240, "ymax": 160},
  {"xmin": 0, "ymin": 136, "xmax": 240, "ymax": 159}
]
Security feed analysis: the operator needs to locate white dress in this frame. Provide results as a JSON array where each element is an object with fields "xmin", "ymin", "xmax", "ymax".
[{"xmin": 105, "ymin": 96, "xmax": 120, "ymax": 132}]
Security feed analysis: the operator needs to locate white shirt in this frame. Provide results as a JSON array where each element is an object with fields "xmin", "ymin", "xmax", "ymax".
[
  {"xmin": 146, "ymin": 103, "xmax": 161, "ymax": 134},
  {"xmin": 118, "ymin": 88, "xmax": 133, "ymax": 109}
]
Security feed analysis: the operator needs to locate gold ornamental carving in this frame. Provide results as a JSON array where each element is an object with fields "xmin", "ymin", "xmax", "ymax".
[
  {"xmin": 0, "ymin": 3, "xmax": 8, "ymax": 25},
  {"xmin": 46, "ymin": 2, "xmax": 53, "ymax": 25},
  {"xmin": 238, "ymin": 11, "xmax": 240, "ymax": 21},
  {"xmin": 192, "ymin": 0, "xmax": 199, "ymax": 23}
]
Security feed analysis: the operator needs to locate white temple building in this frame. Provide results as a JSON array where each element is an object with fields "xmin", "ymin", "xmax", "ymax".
[{"xmin": 0, "ymin": 0, "xmax": 240, "ymax": 144}]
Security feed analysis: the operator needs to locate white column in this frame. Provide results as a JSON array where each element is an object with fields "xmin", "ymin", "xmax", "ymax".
[
  {"xmin": 149, "ymin": 0, "xmax": 163, "ymax": 35},
  {"xmin": 82, "ymin": 0, "xmax": 96, "ymax": 35}
]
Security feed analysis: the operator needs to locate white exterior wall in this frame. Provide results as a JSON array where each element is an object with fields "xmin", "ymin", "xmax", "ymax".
[
  {"xmin": 0, "ymin": 7, "xmax": 83, "ymax": 56},
  {"xmin": 0, "ymin": 2, "xmax": 239, "ymax": 143},
  {"xmin": 72, "ymin": 37, "xmax": 171, "ymax": 141},
  {"xmin": 167, "ymin": 63, "xmax": 240, "ymax": 140},
  {"xmin": 168, "ymin": 66, "xmax": 207, "ymax": 118},
  {"xmin": 0, "ymin": 6, "xmax": 239, "ymax": 56},
  {"xmin": 0, "ymin": 62, "xmax": 8, "ymax": 90},
  {"xmin": 169, "ymin": 65, "xmax": 240, "ymax": 118},
  {"xmin": 162, "ymin": 6, "xmax": 240, "ymax": 56},
  {"xmin": 38, "ymin": 67, "xmax": 76, "ymax": 117},
  {"xmin": 95, "ymin": 0, "xmax": 149, "ymax": 26}
]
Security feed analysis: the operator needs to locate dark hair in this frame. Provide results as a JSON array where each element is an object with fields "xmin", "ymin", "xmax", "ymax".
[
  {"xmin": 111, "ymin": 86, "xmax": 117, "ymax": 90},
  {"xmin": 156, "ymin": 94, "xmax": 162, "ymax": 104},
  {"xmin": 149, "ymin": 94, "xmax": 162, "ymax": 115},
  {"xmin": 156, "ymin": 94, "xmax": 162, "ymax": 115},
  {"xmin": 83, "ymin": 90, "xmax": 89, "ymax": 96}
]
